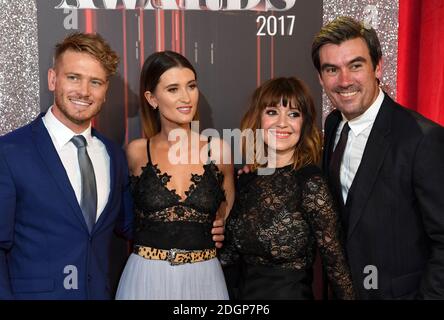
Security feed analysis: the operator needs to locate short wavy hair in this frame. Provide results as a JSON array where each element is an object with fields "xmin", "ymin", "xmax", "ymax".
[
  {"xmin": 311, "ymin": 16, "xmax": 382, "ymax": 73},
  {"xmin": 54, "ymin": 32, "xmax": 119, "ymax": 78}
]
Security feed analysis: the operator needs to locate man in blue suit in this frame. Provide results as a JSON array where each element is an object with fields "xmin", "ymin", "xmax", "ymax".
[
  {"xmin": 0, "ymin": 32, "xmax": 225, "ymax": 300},
  {"xmin": 0, "ymin": 32, "xmax": 133, "ymax": 299}
]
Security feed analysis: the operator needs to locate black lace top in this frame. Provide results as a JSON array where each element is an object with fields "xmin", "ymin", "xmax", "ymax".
[
  {"xmin": 130, "ymin": 139, "xmax": 225, "ymax": 250},
  {"xmin": 220, "ymin": 164, "xmax": 355, "ymax": 299}
]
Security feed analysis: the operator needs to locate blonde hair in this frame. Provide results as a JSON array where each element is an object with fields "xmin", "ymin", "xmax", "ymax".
[
  {"xmin": 240, "ymin": 77, "xmax": 321, "ymax": 171},
  {"xmin": 54, "ymin": 32, "xmax": 119, "ymax": 78}
]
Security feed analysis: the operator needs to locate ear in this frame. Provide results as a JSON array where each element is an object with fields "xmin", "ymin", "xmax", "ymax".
[
  {"xmin": 144, "ymin": 91, "xmax": 158, "ymax": 109},
  {"xmin": 375, "ymin": 59, "xmax": 382, "ymax": 80},
  {"xmin": 48, "ymin": 68, "xmax": 56, "ymax": 92}
]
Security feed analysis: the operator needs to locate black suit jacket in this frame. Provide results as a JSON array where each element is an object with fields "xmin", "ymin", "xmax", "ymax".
[{"xmin": 323, "ymin": 93, "xmax": 444, "ymax": 299}]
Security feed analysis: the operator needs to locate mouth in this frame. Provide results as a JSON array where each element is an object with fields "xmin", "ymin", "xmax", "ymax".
[
  {"xmin": 69, "ymin": 98, "xmax": 92, "ymax": 108},
  {"xmin": 336, "ymin": 89, "xmax": 359, "ymax": 98},
  {"xmin": 270, "ymin": 130, "xmax": 292, "ymax": 139},
  {"xmin": 177, "ymin": 106, "xmax": 193, "ymax": 114}
]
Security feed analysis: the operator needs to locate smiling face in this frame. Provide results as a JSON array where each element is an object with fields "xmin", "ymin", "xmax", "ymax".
[
  {"xmin": 145, "ymin": 67, "xmax": 198, "ymax": 129},
  {"xmin": 261, "ymin": 99, "xmax": 303, "ymax": 166},
  {"xmin": 318, "ymin": 37, "xmax": 381, "ymax": 120},
  {"xmin": 48, "ymin": 50, "xmax": 108, "ymax": 133}
]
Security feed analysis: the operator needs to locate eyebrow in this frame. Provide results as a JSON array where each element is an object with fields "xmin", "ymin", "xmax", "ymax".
[
  {"xmin": 165, "ymin": 79, "xmax": 196, "ymax": 88},
  {"xmin": 66, "ymin": 72, "xmax": 106, "ymax": 82},
  {"xmin": 348, "ymin": 56, "xmax": 367, "ymax": 65},
  {"xmin": 320, "ymin": 56, "xmax": 368, "ymax": 72},
  {"xmin": 265, "ymin": 104, "xmax": 299, "ymax": 110}
]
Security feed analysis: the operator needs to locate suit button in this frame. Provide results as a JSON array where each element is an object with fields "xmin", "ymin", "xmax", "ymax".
[{"xmin": 88, "ymin": 275, "xmax": 92, "ymax": 282}]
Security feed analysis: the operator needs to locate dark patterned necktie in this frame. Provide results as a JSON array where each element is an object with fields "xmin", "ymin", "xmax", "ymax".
[
  {"xmin": 329, "ymin": 122, "xmax": 350, "ymax": 205},
  {"xmin": 71, "ymin": 135, "xmax": 97, "ymax": 233}
]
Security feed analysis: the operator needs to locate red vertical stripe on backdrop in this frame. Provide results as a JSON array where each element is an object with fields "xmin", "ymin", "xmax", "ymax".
[
  {"xmin": 175, "ymin": 11, "xmax": 180, "ymax": 53},
  {"xmin": 181, "ymin": 11, "xmax": 185, "ymax": 55},
  {"xmin": 270, "ymin": 32, "xmax": 274, "ymax": 79},
  {"xmin": 270, "ymin": 12, "xmax": 274, "ymax": 79},
  {"xmin": 155, "ymin": 10, "xmax": 159, "ymax": 51},
  {"xmin": 139, "ymin": 8, "xmax": 145, "ymax": 68},
  {"xmin": 84, "ymin": 9, "xmax": 94, "ymax": 34},
  {"xmin": 257, "ymin": 18, "xmax": 261, "ymax": 88},
  {"xmin": 171, "ymin": 11, "xmax": 176, "ymax": 51},
  {"xmin": 161, "ymin": 11, "xmax": 165, "ymax": 51},
  {"xmin": 155, "ymin": 10, "xmax": 165, "ymax": 52},
  {"xmin": 397, "ymin": 0, "xmax": 444, "ymax": 125},
  {"xmin": 257, "ymin": 37, "xmax": 261, "ymax": 87},
  {"xmin": 84, "ymin": 9, "xmax": 97, "ymax": 127},
  {"xmin": 139, "ymin": 8, "xmax": 145, "ymax": 138},
  {"xmin": 122, "ymin": 9, "xmax": 129, "ymax": 144}
]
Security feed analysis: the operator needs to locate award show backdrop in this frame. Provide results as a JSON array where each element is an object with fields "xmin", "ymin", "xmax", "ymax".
[
  {"xmin": 0, "ymin": 0, "xmax": 401, "ymax": 296},
  {"xmin": 0, "ymin": 0, "xmax": 399, "ymax": 142}
]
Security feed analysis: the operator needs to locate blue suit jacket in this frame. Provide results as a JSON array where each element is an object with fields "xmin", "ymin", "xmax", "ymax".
[{"xmin": 0, "ymin": 114, "xmax": 133, "ymax": 299}]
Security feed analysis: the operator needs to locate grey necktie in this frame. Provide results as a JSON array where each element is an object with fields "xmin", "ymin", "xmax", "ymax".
[{"xmin": 71, "ymin": 135, "xmax": 97, "ymax": 233}]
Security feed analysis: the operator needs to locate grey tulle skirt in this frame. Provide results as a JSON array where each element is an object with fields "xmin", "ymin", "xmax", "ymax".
[{"xmin": 115, "ymin": 253, "xmax": 229, "ymax": 300}]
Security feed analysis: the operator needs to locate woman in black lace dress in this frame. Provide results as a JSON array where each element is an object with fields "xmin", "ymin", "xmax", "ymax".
[
  {"xmin": 116, "ymin": 51, "xmax": 234, "ymax": 299},
  {"xmin": 220, "ymin": 77, "xmax": 355, "ymax": 299}
]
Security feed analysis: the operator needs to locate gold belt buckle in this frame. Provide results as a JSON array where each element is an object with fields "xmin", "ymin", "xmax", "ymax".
[{"xmin": 167, "ymin": 248, "xmax": 188, "ymax": 266}]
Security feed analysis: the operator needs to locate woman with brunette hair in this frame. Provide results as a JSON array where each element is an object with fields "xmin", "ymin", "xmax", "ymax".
[
  {"xmin": 116, "ymin": 51, "xmax": 234, "ymax": 299},
  {"xmin": 220, "ymin": 77, "xmax": 355, "ymax": 299}
]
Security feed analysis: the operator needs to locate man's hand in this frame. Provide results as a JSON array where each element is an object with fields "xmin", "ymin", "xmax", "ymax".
[{"xmin": 211, "ymin": 218, "xmax": 225, "ymax": 249}]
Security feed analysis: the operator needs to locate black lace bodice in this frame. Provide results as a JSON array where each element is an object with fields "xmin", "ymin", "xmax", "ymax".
[
  {"xmin": 130, "ymin": 140, "xmax": 225, "ymax": 250},
  {"xmin": 220, "ymin": 164, "xmax": 355, "ymax": 299}
]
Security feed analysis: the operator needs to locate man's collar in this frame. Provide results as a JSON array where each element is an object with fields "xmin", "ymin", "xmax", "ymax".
[
  {"xmin": 342, "ymin": 88, "xmax": 384, "ymax": 136},
  {"xmin": 43, "ymin": 106, "xmax": 93, "ymax": 150}
]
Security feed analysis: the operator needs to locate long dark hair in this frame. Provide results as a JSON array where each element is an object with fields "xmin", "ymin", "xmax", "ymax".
[{"xmin": 139, "ymin": 51, "xmax": 198, "ymax": 138}]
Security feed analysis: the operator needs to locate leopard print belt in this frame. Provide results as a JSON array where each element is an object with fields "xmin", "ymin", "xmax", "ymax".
[{"xmin": 134, "ymin": 245, "xmax": 217, "ymax": 266}]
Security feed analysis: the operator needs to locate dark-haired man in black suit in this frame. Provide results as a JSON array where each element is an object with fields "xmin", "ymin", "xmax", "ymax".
[{"xmin": 312, "ymin": 16, "xmax": 444, "ymax": 299}]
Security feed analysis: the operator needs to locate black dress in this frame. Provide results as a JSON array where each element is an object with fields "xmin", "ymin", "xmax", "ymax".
[
  {"xmin": 130, "ymin": 139, "xmax": 226, "ymax": 251},
  {"xmin": 219, "ymin": 164, "xmax": 355, "ymax": 300},
  {"xmin": 116, "ymin": 139, "xmax": 229, "ymax": 299}
]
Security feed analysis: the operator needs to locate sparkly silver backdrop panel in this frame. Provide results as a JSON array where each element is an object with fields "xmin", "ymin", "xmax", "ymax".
[
  {"xmin": 322, "ymin": 0, "xmax": 399, "ymax": 124},
  {"xmin": 0, "ymin": 0, "xmax": 39, "ymax": 135}
]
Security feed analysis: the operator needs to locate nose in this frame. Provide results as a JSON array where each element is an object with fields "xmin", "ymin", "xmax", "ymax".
[
  {"xmin": 276, "ymin": 111, "xmax": 288, "ymax": 128},
  {"xmin": 337, "ymin": 69, "xmax": 353, "ymax": 88},
  {"xmin": 180, "ymin": 87, "xmax": 191, "ymax": 103},
  {"xmin": 78, "ymin": 80, "xmax": 90, "ymax": 97}
]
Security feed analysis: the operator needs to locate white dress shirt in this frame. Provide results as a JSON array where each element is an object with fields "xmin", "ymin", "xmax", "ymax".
[
  {"xmin": 333, "ymin": 89, "xmax": 384, "ymax": 203},
  {"xmin": 42, "ymin": 106, "xmax": 110, "ymax": 220}
]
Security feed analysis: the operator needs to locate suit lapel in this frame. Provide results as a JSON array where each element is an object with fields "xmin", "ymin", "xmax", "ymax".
[
  {"xmin": 323, "ymin": 110, "xmax": 342, "ymax": 172},
  {"xmin": 91, "ymin": 128, "xmax": 116, "ymax": 233},
  {"xmin": 346, "ymin": 95, "xmax": 393, "ymax": 240},
  {"xmin": 31, "ymin": 115, "xmax": 89, "ymax": 232}
]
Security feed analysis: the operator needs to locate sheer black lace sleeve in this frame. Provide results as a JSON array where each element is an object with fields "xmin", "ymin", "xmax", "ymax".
[
  {"xmin": 219, "ymin": 176, "xmax": 245, "ymax": 267},
  {"xmin": 301, "ymin": 170, "xmax": 356, "ymax": 300}
]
